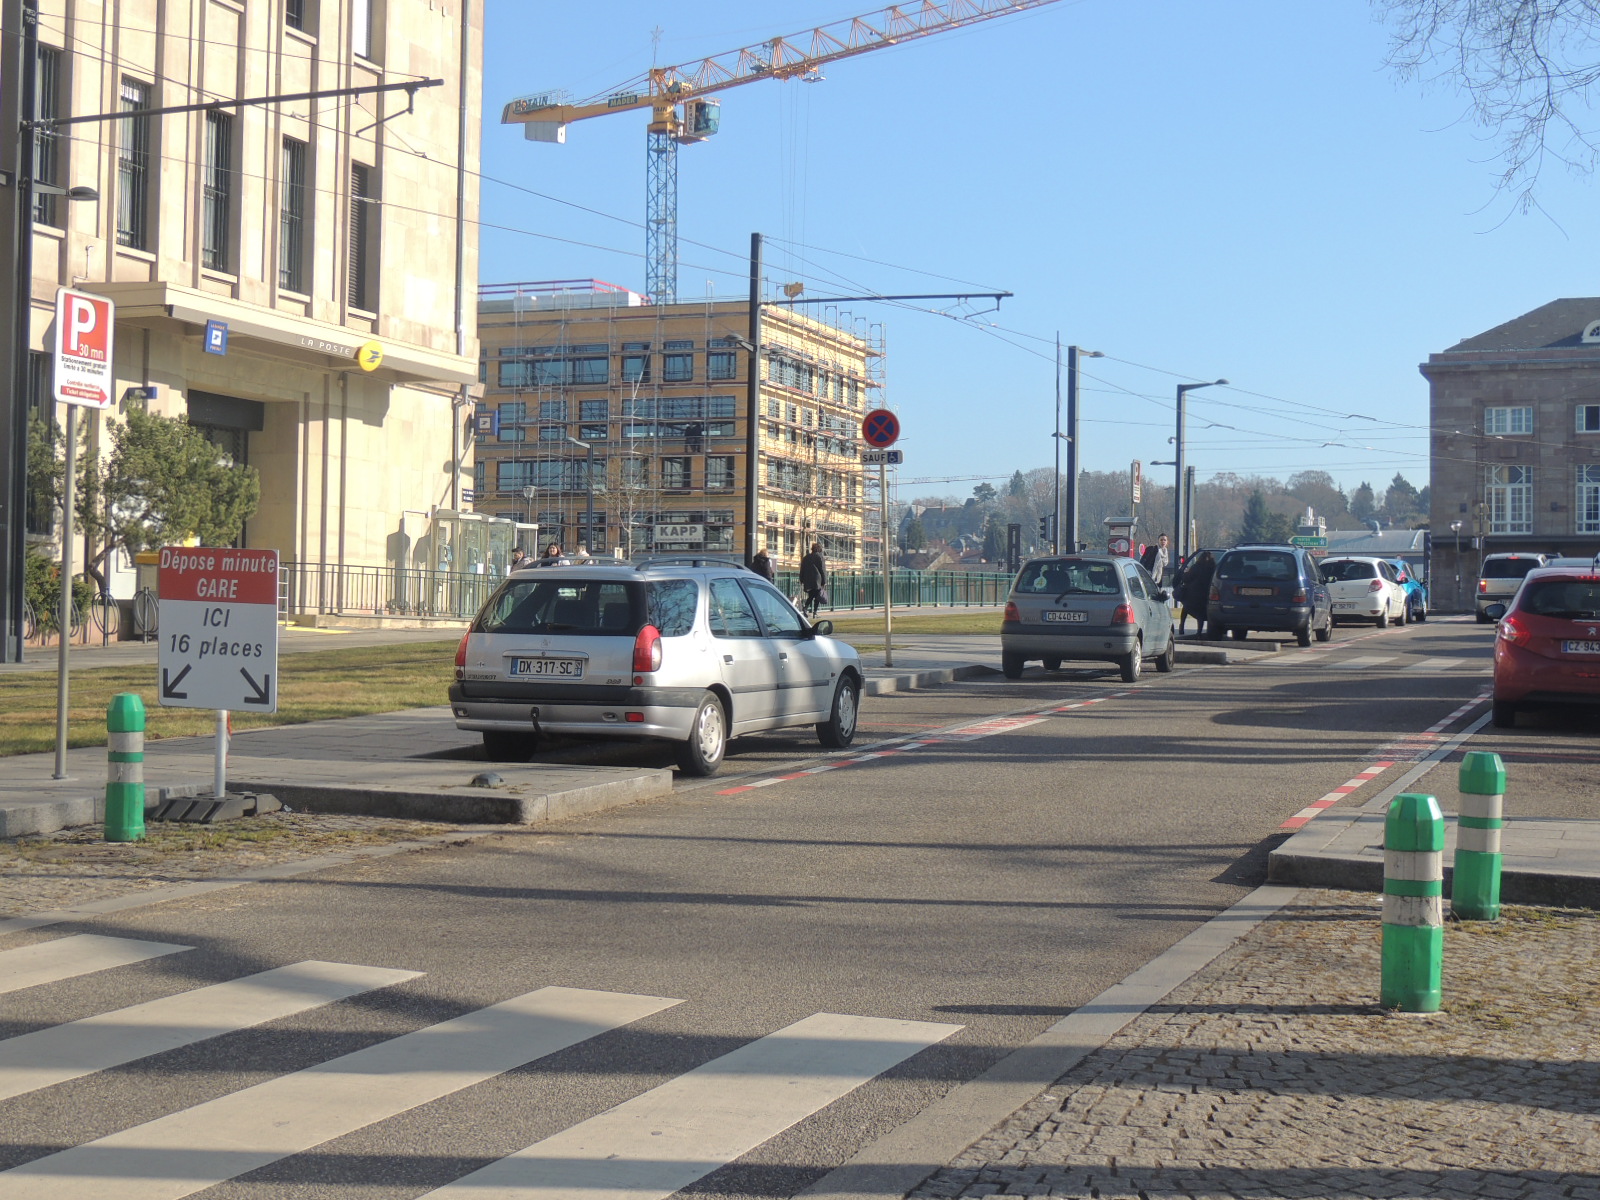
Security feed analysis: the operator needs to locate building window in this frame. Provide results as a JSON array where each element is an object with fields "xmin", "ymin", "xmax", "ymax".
[
  {"xmin": 1580, "ymin": 467, "xmax": 1600, "ymax": 534},
  {"xmin": 499, "ymin": 461, "xmax": 532, "ymax": 491},
  {"xmin": 580, "ymin": 399, "xmax": 608, "ymax": 421},
  {"xmin": 538, "ymin": 425, "xmax": 566, "ymax": 442},
  {"xmin": 497, "ymin": 426, "xmax": 525, "ymax": 443},
  {"xmin": 621, "ymin": 457, "xmax": 648, "ymax": 488},
  {"xmin": 539, "ymin": 399, "xmax": 566, "ymax": 422},
  {"xmin": 621, "ymin": 354, "xmax": 649, "ymax": 383},
  {"xmin": 499, "ymin": 401, "xmax": 527, "ymax": 425},
  {"xmin": 279, "ymin": 137, "xmax": 308, "ymax": 291},
  {"xmin": 570, "ymin": 357, "xmax": 609, "ymax": 385},
  {"xmin": 1578, "ymin": 405, "xmax": 1600, "ymax": 433},
  {"xmin": 201, "ymin": 110, "xmax": 235, "ymax": 270},
  {"xmin": 1484, "ymin": 405, "xmax": 1533, "ymax": 436},
  {"xmin": 473, "ymin": 461, "xmax": 486, "ymax": 495},
  {"xmin": 348, "ymin": 163, "xmax": 377, "ymax": 310},
  {"xmin": 706, "ymin": 455, "xmax": 735, "ymax": 490},
  {"xmin": 32, "ymin": 46, "xmax": 62, "ymax": 226},
  {"xmin": 351, "ymin": 0, "xmax": 373, "ymax": 58},
  {"xmin": 662, "ymin": 457, "xmax": 691, "ymax": 490},
  {"xmin": 580, "ymin": 424, "xmax": 607, "ymax": 441},
  {"xmin": 286, "ymin": 0, "xmax": 307, "ymax": 29},
  {"xmin": 663, "ymin": 353, "xmax": 694, "ymax": 382},
  {"xmin": 116, "ymin": 78, "xmax": 153, "ymax": 249},
  {"xmin": 1487, "ymin": 465, "xmax": 1532, "ymax": 534},
  {"xmin": 707, "ymin": 352, "xmax": 738, "ymax": 381}
]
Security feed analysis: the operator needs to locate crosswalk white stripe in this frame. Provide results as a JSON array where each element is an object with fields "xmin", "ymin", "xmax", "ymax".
[
  {"xmin": 0, "ymin": 935, "xmax": 191, "ymax": 995},
  {"xmin": 0, "ymin": 960, "xmax": 420, "ymax": 1104},
  {"xmin": 1324, "ymin": 655, "xmax": 1397, "ymax": 669},
  {"xmin": 420, "ymin": 1011, "xmax": 963, "ymax": 1200},
  {"xmin": 1403, "ymin": 658, "xmax": 1465, "ymax": 672},
  {"xmin": 0, "ymin": 985, "xmax": 681, "ymax": 1200}
]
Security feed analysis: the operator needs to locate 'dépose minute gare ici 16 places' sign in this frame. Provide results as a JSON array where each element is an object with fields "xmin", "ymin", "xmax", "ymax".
[{"xmin": 158, "ymin": 548, "xmax": 280, "ymax": 712}]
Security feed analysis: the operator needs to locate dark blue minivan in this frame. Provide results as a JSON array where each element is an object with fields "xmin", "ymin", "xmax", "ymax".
[{"xmin": 1206, "ymin": 544, "xmax": 1333, "ymax": 646}]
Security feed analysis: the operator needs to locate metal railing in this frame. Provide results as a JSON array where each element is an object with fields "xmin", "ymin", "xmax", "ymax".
[{"xmin": 279, "ymin": 561, "xmax": 1013, "ymax": 621}]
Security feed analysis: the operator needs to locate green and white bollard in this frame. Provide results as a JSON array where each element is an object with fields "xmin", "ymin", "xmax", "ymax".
[
  {"xmin": 1454, "ymin": 751, "xmax": 1506, "ymax": 922},
  {"xmin": 1381, "ymin": 792, "xmax": 1444, "ymax": 1012},
  {"xmin": 105, "ymin": 693, "xmax": 146, "ymax": 842}
]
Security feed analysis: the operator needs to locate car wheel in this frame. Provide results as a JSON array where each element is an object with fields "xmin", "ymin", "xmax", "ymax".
[
  {"xmin": 1395, "ymin": 599, "xmax": 1406, "ymax": 626},
  {"xmin": 1119, "ymin": 637, "xmax": 1143, "ymax": 682},
  {"xmin": 1315, "ymin": 614, "xmax": 1333, "ymax": 642},
  {"xmin": 1491, "ymin": 699, "xmax": 1518, "ymax": 729},
  {"xmin": 1415, "ymin": 603, "xmax": 1427, "ymax": 623},
  {"xmin": 816, "ymin": 676, "xmax": 860, "ymax": 749},
  {"xmin": 1230, "ymin": 627, "xmax": 1248, "ymax": 640},
  {"xmin": 1205, "ymin": 621, "xmax": 1228, "ymax": 640},
  {"xmin": 1002, "ymin": 652, "xmax": 1026, "ymax": 680},
  {"xmin": 1476, "ymin": 611, "xmax": 1492, "ymax": 624},
  {"xmin": 676, "ymin": 693, "xmax": 728, "ymax": 777},
  {"xmin": 1154, "ymin": 635, "xmax": 1175, "ymax": 673},
  {"xmin": 1375, "ymin": 609, "xmax": 1389, "ymax": 629},
  {"xmin": 1295, "ymin": 623, "xmax": 1312, "ymax": 647},
  {"xmin": 481, "ymin": 731, "xmax": 534, "ymax": 762},
  {"xmin": 1042, "ymin": 656, "xmax": 1062, "ymax": 671}
]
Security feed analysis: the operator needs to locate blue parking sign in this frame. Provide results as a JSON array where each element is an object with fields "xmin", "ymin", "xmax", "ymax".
[{"xmin": 204, "ymin": 319, "xmax": 229, "ymax": 355}]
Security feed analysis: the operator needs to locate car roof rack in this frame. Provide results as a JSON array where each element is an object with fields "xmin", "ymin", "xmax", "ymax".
[{"xmin": 631, "ymin": 554, "xmax": 755, "ymax": 573}]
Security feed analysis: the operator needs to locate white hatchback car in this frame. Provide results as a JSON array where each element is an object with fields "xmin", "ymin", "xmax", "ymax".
[
  {"xmin": 1320, "ymin": 556, "xmax": 1409, "ymax": 627},
  {"xmin": 449, "ymin": 559, "xmax": 863, "ymax": 776}
]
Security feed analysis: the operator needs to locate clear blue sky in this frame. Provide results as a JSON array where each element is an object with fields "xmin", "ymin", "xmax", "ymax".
[{"xmin": 476, "ymin": 0, "xmax": 1598, "ymax": 501}]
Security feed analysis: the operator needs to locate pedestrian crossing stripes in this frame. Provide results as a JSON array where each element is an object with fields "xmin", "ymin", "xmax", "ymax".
[
  {"xmin": 0, "ymin": 934, "xmax": 191, "ymax": 995},
  {"xmin": 0, "ymin": 960, "xmax": 419, "ymax": 1103},
  {"xmin": 420, "ymin": 1012, "xmax": 962, "ymax": 1200},
  {"xmin": 1403, "ymin": 657, "xmax": 1466, "ymax": 672},
  {"xmin": 0, "ymin": 957, "xmax": 958, "ymax": 1200},
  {"xmin": 1324, "ymin": 655, "xmax": 1397, "ymax": 669}
]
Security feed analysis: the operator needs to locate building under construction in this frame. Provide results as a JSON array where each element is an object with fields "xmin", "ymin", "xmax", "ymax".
[{"xmin": 474, "ymin": 281, "xmax": 886, "ymax": 570}]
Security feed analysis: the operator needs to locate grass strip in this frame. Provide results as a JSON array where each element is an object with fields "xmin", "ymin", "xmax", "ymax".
[
  {"xmin": 826, "ymin": 613, "xmax": 1001, "ymax": 635},
  {"xmin": 0, "ymin": 641, "xmax": 459, "ymax": 757}
]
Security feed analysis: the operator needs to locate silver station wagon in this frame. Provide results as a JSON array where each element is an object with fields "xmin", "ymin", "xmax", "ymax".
[
  {"xmin": 449, "ymin": 559, "xmax": 863, "ymax": 776},
  {"xmin": 1000, "ymin": 554, "xmax": 1176, "ymax": 681}
]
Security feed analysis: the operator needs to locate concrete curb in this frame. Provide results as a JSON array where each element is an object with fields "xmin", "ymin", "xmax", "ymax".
[
  {"xmin": 0, "ymin": 783, "xmax": 218, "ymax": 839},
  {"xmin": 863, "ymin": 664, "xmax": 998, "ymax": 696},
  {"xmin": 229, "ymin": 769, "xmax": 675, "ymax": 826}
]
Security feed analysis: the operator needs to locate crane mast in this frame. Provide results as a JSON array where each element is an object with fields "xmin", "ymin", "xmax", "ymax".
[{"xmin": 504, "ymin": 0, "xmax": 1060, "ymax": 302}]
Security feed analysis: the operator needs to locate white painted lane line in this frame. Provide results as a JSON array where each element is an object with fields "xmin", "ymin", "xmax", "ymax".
[
  {"xmin": 0, "ymin": 986, "xmax": 681, "ymax": 1200},
  {"xmin": 0, "ymin": 961, "xmax": 420, "ymax": 1103},
  {"xmin": 1402, "ymin": 658, "xmax": 1466, "ymax": 672},
  {"xmin": 1324, "ymin": 655, "xmax": 1397, "ymax": 670},
  {"xmin": 0, "ymin": 935, "xmax": 191, "ymax": 995},
  {"xmin": 421, "ymin": 1011, "xmax": 962, "ymax": 1200}
]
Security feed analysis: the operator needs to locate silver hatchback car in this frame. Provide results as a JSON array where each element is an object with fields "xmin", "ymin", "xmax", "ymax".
[
  {"xmin": 449, "ymin": 559, "xmax": 863, "ymax": 776},
  {"xmin": 1001, "ymin": 554, "xmax": 1176, "ymax": 681}
]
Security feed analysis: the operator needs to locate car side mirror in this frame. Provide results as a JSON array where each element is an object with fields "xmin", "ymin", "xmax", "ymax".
[
  {"xmin": 1484, "ymin": 602, "xmax": 1507, "ymax": 621},
  {"xmin": 1154, "ymin": 589, "xmax": 1170, "ymax": 603},
  {"xmin": 811, "ymin": 619, "xmax": 833, "ymax": 636}
]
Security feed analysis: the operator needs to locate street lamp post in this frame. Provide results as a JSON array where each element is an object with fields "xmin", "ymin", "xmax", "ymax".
[
  {"xmin": 1053, "ymin": 343, "xmax": 1103, "ymax": 555},
  {"xmin": 1173, "ymin": 378, "xmax": 1227, "ymax": 563},
  {"xmin": 566, "ymin": 437, "xmax": 594, "ymax": 554}
]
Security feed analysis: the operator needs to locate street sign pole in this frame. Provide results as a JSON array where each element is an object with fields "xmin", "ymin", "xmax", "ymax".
[
  {"xmin": 881, "ymin": 458, "xmax": 892, "ymax": 669},
  {"xmin": 52, "ymin": 404, "xmax": 76, "ymax": 778}
]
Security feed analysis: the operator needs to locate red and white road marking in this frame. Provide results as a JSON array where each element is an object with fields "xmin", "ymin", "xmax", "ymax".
[{"xmin": 1279, "ymin": 762, "xmax": 1394, "ymax": 830}]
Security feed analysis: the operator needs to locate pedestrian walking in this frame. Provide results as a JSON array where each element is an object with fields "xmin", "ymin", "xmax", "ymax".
[
  {"xmin": 751, "ymin": 547, "xmax": 776, "ymax": 582},
  {"xmin": 510, "ymin": 547, "xmax": 527, "ymax": 569},
  {"xmin": 799, "ymin": 542, "xmax": 829, "ymax": 619},
  {"xmin": 1140, "ymin": 534, "xmax": 1170, "ymax": 586},
  {"xmin": 536, "ymin": 543, "xmax": 564, "ymax": 566},
  {"xmin": 1177, "ymin": 548, "xmax": 1216, "ymax": 636}
]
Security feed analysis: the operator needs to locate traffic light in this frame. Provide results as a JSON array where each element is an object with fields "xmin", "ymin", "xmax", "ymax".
[{"xmin": 1039, "ymin": 515, "xmax": 1050, "ymax": 541}]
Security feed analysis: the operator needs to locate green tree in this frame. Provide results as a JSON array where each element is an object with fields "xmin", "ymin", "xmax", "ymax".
[
  {"xmin": 90, "ymin": 408, "xmax": 261, "ymax": 564},
  {"xmin": 1384, "ymin": 472, "xmax": 1421, "ymax": 524},
  {"xmin": 981, "ymin": 513, "xmax": 1003, "ymax": 561},
  {"xmin": 972, "ymin": 482, "xmax": 997, "ymax": 505},
  {"xmin": 1239, "ymin": 489, "xmax": 1272, "ymax": 542},
  {"xmin": 1007, "ymin": 470, "xmax": 1027, "ymax": 498},
  {"xmin": 1350, "ymin": 481, "xmax": 1377, "ymax": 522},
  {"xmin": 901, "ymin": 514, "xmax": 926, "ymax": 551}
]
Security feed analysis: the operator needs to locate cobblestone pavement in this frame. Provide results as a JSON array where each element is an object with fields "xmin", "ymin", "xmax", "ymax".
[
  {"xmin": 0, "ymin": 812, "xmax": 469, "ymax": 918},
  {"xmin": 911, "ymin": 890, "xmax": 1600, "ymax": 1200}
]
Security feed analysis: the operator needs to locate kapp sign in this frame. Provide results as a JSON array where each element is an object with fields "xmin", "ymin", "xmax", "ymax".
[{"xmin": 53, "ymin": 287, "xmax": 115, "ymax": 408}]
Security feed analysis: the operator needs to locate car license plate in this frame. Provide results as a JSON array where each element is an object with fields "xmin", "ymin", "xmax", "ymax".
[
  {"xmin": 1239, "ymin": 587, "xmax": 1274, "ymax": 597},
  {"xmin": 1333, "ymin": 601, "xmax": 1357, "ymax": 610},
  {"xmin": 510, "ymin": 656, "xmax": 584, "ymax": 678},
  {"xmin": 1042, "ymin": 610, "xmax": 1088, "ymax": 623},
  {"xmin": 1562, "ymin": 640, "xmax": 1600, "ymax": 655}
]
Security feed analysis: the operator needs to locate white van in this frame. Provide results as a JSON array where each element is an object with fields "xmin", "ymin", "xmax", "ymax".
[{"xmin": 1476, "ymin": 552, "xmax": 1548, "ymax": 622}]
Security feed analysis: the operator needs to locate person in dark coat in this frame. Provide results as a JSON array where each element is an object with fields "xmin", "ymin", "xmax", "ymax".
[
  {"xmin": 1177, "ymin": 549, "xmax": 1216, "ymax": 636},
  {"xmin": 751, "ymin": 548, "xmax": 776, "ymax": 582},
  {"xmin": 799, "ymin": 542, "xmax": 828, "ymax": 618}
]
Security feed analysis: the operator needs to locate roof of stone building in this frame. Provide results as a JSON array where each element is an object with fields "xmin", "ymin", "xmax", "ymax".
[{"xmin": 1445, "ymin": 298, "xmax": 1600, "ymax": 352}]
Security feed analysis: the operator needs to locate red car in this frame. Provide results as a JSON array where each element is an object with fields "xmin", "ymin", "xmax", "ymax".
[{"xmin": 1489, "ymin": 564, "xmax": 1600, "ymax": 727}]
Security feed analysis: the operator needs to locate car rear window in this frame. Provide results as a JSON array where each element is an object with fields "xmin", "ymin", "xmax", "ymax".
[
  {"xmin": 1521, "ymin": 578, "xmax": 1600, "ymax": 618},
  {"xmin": 1015, "ymin": 558, "xmax": 1121, "ymax": 596},
  {"xmin": 1217, "ymin": 551, "xmax": 1297, "ymax": 582},
  {"xmin": 476, "ymin": 578, "xmax": 642, "ymax": 636},
  {"xmin": 646, "ymin": 579, "xmax": 699, "ymax": 637},
  {"xmin": 1482, "ymin": 557, "xmax": 1542, "ymax": 580},
  {"xmin": 1320, "ymin": 559, "xmax": 1377, "ymax": 582}
]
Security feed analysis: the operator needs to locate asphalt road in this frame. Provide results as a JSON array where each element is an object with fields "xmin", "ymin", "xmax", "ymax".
[{"xmin": 0, "ymin": 618, "xmax": 1500, "ymax": 1200}]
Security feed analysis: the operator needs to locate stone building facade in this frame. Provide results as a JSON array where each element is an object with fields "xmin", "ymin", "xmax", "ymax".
[{"xmin": 1424, "ymin": 298, "xmax": 1600, "ymax": 609}]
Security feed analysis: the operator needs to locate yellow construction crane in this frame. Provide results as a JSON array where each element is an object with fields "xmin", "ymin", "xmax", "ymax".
[{"xmin": 502, "ymin": 0, "xmax": 1061, "ymax": 302}]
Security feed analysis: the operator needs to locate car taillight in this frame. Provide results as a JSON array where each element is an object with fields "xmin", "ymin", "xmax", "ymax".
[
  {"xmin": 633, "ymin": 624, "xmax": 663, "ymax": 672},
  {"xmin": 1004, "ymin": 601, "xmax": 1019, "ymax": 622},
  {"xmin": 1479, "ymin": 579, "xmax": 1489, "ymax": 593},
  {"xmin": 1498, "ymin": 615, "xmax": 1531, "ymax": 647},
  {"xmin": 1293, "ymin": 588, "xmax": 1307, "ymax": 604},
  {"xmin": 1369, "ymin": 579, "xmax": 1384, "ymax": 592},
  {"xmin": 454, "ymin": 632, "xmax": 470, "ymax": 680},
  {"xmin": 1111, "ymin": 603, "xmax": 1135, "ymax": 625}
]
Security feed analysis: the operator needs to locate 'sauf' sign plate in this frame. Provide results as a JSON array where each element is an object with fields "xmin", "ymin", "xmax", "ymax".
[{"xmin": 158, "ymin": 548, "xmax": 280, "ymax": 712}]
